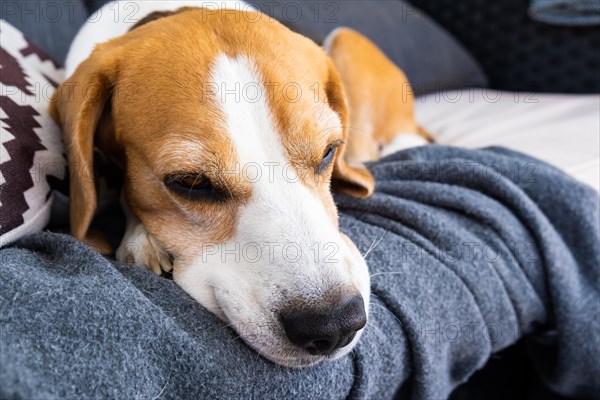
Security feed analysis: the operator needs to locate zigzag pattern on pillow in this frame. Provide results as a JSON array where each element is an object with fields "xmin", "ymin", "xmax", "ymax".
[{"xmin": 0, "ymin": 20, "xmax": 66, "ymax": 246}]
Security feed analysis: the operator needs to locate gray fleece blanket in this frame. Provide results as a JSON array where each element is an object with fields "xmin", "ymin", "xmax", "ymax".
[{"xmin": 1, "ymin": 146, "xmax": 599, "ymax": 400}]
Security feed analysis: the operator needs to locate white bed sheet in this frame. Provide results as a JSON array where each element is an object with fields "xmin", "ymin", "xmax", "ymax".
[{"xmin": 415, "ymin": 89, "xmax": 600, "ymax": 192}]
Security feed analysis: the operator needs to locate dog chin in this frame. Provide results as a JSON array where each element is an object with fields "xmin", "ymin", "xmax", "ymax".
[
  {"xmin": 269, "ymin": 334, "xmax": 363, "ymax": 368},
  {"xmin": 231, "ymin": 324, "xmax": 364, "ymax": 368},
  {"xmin": 260, "ymin": 350, "xmax": 347, "ymax": 368}
]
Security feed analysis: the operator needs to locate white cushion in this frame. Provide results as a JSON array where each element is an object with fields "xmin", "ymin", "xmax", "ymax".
[{"xmin": 415, "ymin": 89, "xmax": 600, "ymax": 192}]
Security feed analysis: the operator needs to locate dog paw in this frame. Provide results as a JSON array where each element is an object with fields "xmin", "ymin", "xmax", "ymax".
[
  {"xmin": 116, "ymin": 223, "xmax": 172, "ymax": 275},
  {"xmin": 380, "ymin": 133, "xmax": 429, "ymax": 158}
]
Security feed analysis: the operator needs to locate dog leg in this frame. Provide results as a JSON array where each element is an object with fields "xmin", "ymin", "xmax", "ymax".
[
  {"xmin": 380, "ymin": 132, "xmax": 429, "ymax": 158},
  {"xmin": 115, "ymin": 204, "xmax": 172, "ymax": 275}
]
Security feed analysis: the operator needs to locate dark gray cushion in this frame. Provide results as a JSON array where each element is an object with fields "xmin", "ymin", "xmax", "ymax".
[
  {"xmin": 408, "ymin": 0, "xmax": 600, "ymax": 94},
  {"xmin": 251, "ymin": 0, "xmax": 489, "ymax": 95},
  {"xmin": 10, "ymin": 0, "xmax": 489, "ymax": 94},
  {"xmin": 0, "ymin": 0, "xmax": 88, "ymax": 64}
]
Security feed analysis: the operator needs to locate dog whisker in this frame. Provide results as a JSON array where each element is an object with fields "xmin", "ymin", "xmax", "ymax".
[
  {"xmin": 151, "ymin": 372, "xmax": 170, "ymax": 400},
  {"xmin": 362, "ymin": 231, "xmax": 388, "ymax": 259},
  {"xmin": 369, "ymin": 271, "xmax": 405, "ymax": 278},
  {"xmin": 219, "ymin": 176, "xmax": 234, "ymax": 199}
]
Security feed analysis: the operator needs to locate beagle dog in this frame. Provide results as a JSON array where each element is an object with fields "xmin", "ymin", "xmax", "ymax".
[{"xmin": 51, "ymin": 1, "xmax": 428, "ymax": 368}]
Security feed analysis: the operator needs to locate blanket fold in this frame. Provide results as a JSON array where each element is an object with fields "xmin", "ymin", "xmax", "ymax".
[{"xmin": 1, "ymin": 146, "xmax": 598, "ymax": 399}]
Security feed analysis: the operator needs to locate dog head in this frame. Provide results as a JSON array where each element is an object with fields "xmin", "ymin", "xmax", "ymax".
[{"xmin": 50, "ymin": 8, "xmax": 374, "ymax": 367}]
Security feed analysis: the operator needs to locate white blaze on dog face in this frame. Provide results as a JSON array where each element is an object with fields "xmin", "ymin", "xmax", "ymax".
[{"xmin": 172, "ymin": 55, "xmax": 370, "ymax": 367}]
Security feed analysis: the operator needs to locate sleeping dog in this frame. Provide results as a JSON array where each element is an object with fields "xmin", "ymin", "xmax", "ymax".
[{"xmin": 51, "ymin": 1, "xmax": 429, "ymax": 367}]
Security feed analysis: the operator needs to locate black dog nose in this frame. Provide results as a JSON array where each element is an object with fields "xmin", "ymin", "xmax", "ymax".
[{"xmin": 280, "ymin": 294, "xmax": 367, "ymax": 356}]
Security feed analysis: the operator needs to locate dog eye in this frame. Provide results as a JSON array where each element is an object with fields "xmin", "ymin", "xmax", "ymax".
[
  {"xmin": 164, "ymin": 174, "xmax": 225, "ymax": 202},
  {"xmin": 317, "ymin": 145, "xmax": 338, "ymax": 174}
]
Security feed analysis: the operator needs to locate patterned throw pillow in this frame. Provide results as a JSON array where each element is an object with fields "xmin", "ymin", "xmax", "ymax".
[{"xmin": 0, "ymin": 20, "xmax": 66, "ymax": 246}]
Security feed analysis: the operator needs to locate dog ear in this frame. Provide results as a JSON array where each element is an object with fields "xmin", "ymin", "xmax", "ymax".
[
  {"xmin": 49, "ymin": 44, "xmax": 120, "ymax": 242},
  {"xmin": 325, "ymin": 58, "xmax": 375, "ymax": 198}
]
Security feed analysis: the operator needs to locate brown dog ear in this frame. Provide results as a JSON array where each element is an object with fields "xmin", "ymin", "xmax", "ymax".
[
  {"xmin": 325, "ymin": 58, "xmax": 375, "ymax": 198},
  {"xmin": 49, "ymin": 45, "xmax": 119, "ymax": 241}
]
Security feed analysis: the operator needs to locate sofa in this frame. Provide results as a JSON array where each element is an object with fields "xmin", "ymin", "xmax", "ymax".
[{"xmin": 1, "ymin": 1, "xmax": 598, "ymax": 399}]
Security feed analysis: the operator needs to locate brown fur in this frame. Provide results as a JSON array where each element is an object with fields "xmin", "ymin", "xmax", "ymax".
[
  {"xmin": 325, "ymin": 28, "xmax": 431, "ymax": 164},
  {"xmin": 50, "ymin": 9, "xmax": 375, "ymax": 257}
]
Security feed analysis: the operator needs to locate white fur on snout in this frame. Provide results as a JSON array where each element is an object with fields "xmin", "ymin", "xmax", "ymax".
[{"xmin": 174, "ymin": 55, "xmax": 370, "ymax": 367}]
